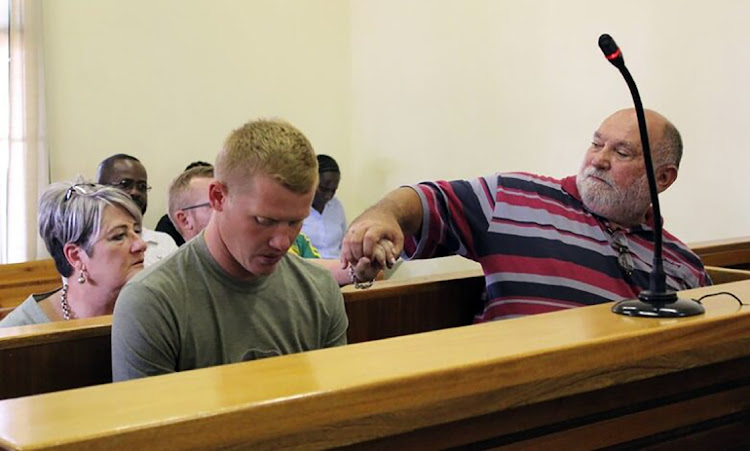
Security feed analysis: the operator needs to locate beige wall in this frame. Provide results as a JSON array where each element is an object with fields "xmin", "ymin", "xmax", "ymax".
[
  {"xmin": 43, "ymin": 0, "xmax": 353, "ymax": 229},
  {"xmin": 43, "ymin": 0, "xmax": 750, "ymax": 246},
  {"xmin": 350, "ymin": 0, "xmax": 750, "ymax": 243}
]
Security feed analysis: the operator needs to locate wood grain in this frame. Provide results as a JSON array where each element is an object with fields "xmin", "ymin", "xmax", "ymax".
[{"xmin": 0, "ymin": 280, "xmax": 747, "ymax": 450}]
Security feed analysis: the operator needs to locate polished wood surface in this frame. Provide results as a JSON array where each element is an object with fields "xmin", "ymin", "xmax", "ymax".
[
  {"xmin": 0, "ymin": 269, "xmax": 484, "ymax": 400},
  {"xmin": 690, "ymin": 236, "xmax": 750, "ymax": 269},
  {"xmin": 0, "ymin": 280, "xmax": 748, "ymax": 450},
  {"xmin": 0, "ymin": 259, "xmax": 59, "ymax": 310}
]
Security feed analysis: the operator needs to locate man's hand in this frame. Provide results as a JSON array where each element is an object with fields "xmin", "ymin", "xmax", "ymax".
[
  {"xmin": 341, "ymin": 213, "xmax": 402, "ymax": 270},
  {"xmin": 340, "ymin": 187, "xmax": 423, "ymax": 271}
]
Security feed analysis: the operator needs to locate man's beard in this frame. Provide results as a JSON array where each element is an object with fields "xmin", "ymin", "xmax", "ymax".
[{"xmin": 576, "ymin": 167, "xmax": 651, "ymax": 226}]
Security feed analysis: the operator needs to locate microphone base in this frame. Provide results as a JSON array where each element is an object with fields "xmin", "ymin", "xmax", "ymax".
[{"xmin": 611, "ymin": 290, "xmax": 705, "ymax": 318}]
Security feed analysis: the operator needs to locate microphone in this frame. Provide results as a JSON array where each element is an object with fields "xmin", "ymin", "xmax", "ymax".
[{"xmin": 597, "ymin": 34, "xmax": 704, "ymax": 318}]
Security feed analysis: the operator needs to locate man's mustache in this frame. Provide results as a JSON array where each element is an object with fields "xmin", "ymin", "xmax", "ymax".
[{"xmin": 582, "ymin": 168, "xmax": 615, "ymax": 188}]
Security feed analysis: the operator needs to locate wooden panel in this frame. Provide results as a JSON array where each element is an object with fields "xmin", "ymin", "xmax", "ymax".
[
  {"xmin": 343, "ymin": 268, "xmax": 484, "ymax": 342},
  {"xmin": 0, "ymin": 270, "xmax": 484, "ymax": 401},
  {"xmin": 690, "ymin": 236, "xmax": 750, "ymax": 269},
  {"xmin": 0, "ymin": 259, "xmax": 59, "ymax": 309},
  {"xmin": 705, "ymin": 265, "xmax": 750, "ymax": 284},
  {"xmin": 0, "ymin": 280, "xmax": 748, "ymax": 450},
  {"xmin": 349, "ymin": 357, "xmax": 750, "ymax": 450}
]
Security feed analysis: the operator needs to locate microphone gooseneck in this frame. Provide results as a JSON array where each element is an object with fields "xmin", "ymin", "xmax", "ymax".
[{"xmin": 598, "ymin": 33, "xmax": 704, "ymax": 317}]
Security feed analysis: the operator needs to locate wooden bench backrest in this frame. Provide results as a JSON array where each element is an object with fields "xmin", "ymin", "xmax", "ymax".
[
  {"xmin": 690, "ymin": 236, "xmax": 750, "ymax": 269},
  {"xmin": 0, "ymin": 280, "xmax": 748, "ymax": 450},
  {"xmin": 0, "ymin": 259, "xmax": 60, "ymax": 310}
]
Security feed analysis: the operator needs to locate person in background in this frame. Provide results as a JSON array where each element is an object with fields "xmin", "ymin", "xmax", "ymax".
[
  {"xmin": 167, "ymin": 165, "xmax": 215, "ymax": 243},
  {"xmin": 112, "ymin": 119, "xmax": 390, "ymax": 381},
  {"xmin": 1, "ymin": 182, "xmax": 146, "ymax": 327},
  {"xmin": 157, "ymin": 161, "xmax": 213, "ymax": 245},
  {"xmin": 341, "ymin": 108, "xmax": 711, "ymax": 322},
  {"xmin": 301, "ymin": 154, "xmax": 347, "ymax": 259},
  {"xmin": 96, "ymin": 154, "xmax": 178, "ymax": 266},
  {"xmin": 167, "ymin": 163, "xmax": 380, "ymax": 286}
]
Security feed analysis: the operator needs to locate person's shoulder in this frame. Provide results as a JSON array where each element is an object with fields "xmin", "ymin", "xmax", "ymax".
[
  {"xmin": 328, "ymin": 197, "xmax": 344, "ymax": 210},
  {"xmin": 126, "ymin": 241, "xmax": 198, "ymax": 292},
  {"xmin": 497, "ymin": 172, "xmax": 564, "ymax": 187},
  {"xmin": 278, "ymin": 254, "xmax": 338, "ymax": 291},
  {"xmin": 0, "ymin": 293, "xmax": 52, "ymax": 327}
]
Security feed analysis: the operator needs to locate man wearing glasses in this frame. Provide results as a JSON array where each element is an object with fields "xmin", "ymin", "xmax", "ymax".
[
  {"xmin": 167, "ymin": 164, "xmax": 214, "ymax": 242},
  {"xmin": 96, "ymin": 154, "xmax": 178, "ymax": 267},
  {"xmin": 341, "ymin": 108, "xmax": 712, "ymax": 322}
]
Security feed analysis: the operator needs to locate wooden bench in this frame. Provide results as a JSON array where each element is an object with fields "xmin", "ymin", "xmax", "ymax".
[
  {"xmin": 690, "ymin": 236, "xmax": 750, "ymax": 269},
  {"xmin": 0, "ymin": 269, "xmax": 485, "ymax": 400},
  {"xmin": 1, "ymin": 235, "xmax": 748, "ymax": 313},
  {"xmin": 0, "ymin": 280, "xmax": 748, "ymax": 449},
  {"xmin": 0, "ymin": 259, "xmax": 59, "ymax": 310}
]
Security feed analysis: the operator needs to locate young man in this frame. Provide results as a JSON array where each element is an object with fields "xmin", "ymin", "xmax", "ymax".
[
  {"xmin": 112, "ymin": 120, "xmax": 348, "ymax": 380},
  {"xmin": 341, "ymin": 108, "xmax": 711, "ymax": 321}
]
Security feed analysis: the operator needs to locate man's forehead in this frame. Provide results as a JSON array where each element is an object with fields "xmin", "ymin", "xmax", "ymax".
[{"xmin": 109, "ymin": 159, "xmax": 147, "ymax": 180}]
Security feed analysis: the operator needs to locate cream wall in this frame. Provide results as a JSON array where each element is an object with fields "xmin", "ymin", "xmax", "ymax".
[
  {"xmin": 43, "ymin": 1, "xmax": 748, "ymax": 247},
  {"xmin": 43, "ymin": 0, "xmax": 353, "ymax": 229},
  {"xmin": 350, "ymin": 0, "xmax": 750, "ymax": 244}
]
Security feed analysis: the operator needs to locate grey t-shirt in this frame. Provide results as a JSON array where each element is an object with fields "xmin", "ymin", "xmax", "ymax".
[
  {"xmin": 0, "ymin": 289, "xmax": 58, "ymax": 327},
  {"xmin": 112, "ymin": 233, "xmax": 348, "ymax": 381}
]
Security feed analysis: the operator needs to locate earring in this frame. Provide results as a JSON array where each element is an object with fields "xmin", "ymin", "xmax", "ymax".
[{"xmin": 77, "ymin": 269, "xmax": 87, "ymax": 284}]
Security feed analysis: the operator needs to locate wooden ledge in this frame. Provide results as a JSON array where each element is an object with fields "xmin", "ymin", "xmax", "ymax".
[{"xmin": 0, "ymin": 281, "xmax": 748, "ymax": 449}]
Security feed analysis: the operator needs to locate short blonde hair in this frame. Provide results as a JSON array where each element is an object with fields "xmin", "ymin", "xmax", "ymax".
[
  {"xmin": 167, "ymin": 165, "xmax": 214, "ymax": 225},
  {"xmin": 215, "ymin": 119, "xmax": 318, "ymax": 194}
]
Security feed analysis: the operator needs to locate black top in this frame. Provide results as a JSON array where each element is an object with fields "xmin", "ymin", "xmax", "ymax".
[{"xmin": 155, "ymin": 214, "xmax": 185, "ymax": 246}]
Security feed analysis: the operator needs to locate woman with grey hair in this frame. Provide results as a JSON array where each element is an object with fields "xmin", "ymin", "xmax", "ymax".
[{"xmin": 0, "ymin": 182, "xmax": 147, "ymax": 327}]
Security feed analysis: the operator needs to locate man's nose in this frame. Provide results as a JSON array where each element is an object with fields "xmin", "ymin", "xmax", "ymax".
[
  {"xmin": 269, "ymin": 231, "xmax": 293, "ymax": 251},
  {"xmin": 591, "ymin": 149, "xmax": 612, "ymax": 169}
]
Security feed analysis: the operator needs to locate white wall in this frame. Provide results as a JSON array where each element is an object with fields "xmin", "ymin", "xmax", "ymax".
[{"xmin": 42, "ymin": 0, "xmax": 750, "ymax": 248}]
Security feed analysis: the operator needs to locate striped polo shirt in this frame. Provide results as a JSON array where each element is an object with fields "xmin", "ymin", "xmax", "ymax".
[{"xmin": 404, "ymin": 172, "xmax": 710, "ymax": 322}]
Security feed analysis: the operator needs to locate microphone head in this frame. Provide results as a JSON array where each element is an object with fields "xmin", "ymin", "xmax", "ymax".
[{"xmin": 598, "ymin": 33, "xmax": 624, "ymax": 67}]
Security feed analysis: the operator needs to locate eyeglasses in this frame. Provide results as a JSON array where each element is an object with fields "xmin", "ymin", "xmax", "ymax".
[
  {"xmin": 608, "ymin": 231, "xmax": 635, "ymax": 275},
  {"xmin": 181, "ymin": 202, "xmax": 210, "ymax": 211},
  {"xmin": 111, "ymin": 179, "xmax": 151, "ymax": 192},
  {"xmin": 64, "ymin": 183, "xmax": 97, "ymax": 202}
]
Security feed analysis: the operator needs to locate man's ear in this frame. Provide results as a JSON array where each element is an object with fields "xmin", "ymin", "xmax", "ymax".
[
  {"xmin": 63, "ymin": 242, "xmax": 85, "ymax": 271},
  {"xmin": 208, "ymin": 181, "xmax": 227, "ymax": 212},
  {"xmin": 174, "ymin": 210, "xmax": 190, "ymax": 234},
  {"xmin": 655, "ymin": 165, "xmax": 678, "ymax": 193}
]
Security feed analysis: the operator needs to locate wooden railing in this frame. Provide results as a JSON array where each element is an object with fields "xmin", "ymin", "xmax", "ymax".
[{"xmin": 0, "ymin": 280, "xmax": 748, "ymax": 449}]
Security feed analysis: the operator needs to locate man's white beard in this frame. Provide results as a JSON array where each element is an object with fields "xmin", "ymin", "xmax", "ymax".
[{"xmin": 577, "ymin": 167, "xmax": 651, "ymax": 226}]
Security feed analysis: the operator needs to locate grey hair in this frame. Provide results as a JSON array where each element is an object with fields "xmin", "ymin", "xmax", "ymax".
[
  {"xmin": 38, "ymin": 181, "xmax": 143, "ymax": 277},
  {"xmin": 657, "ymin": 120, "xmax": 683, "ymax": 169}
]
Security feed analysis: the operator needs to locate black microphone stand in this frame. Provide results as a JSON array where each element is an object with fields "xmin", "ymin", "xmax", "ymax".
[{"xmin": 599, "ymin": 34, "xmax": 704, "ymax": 318}]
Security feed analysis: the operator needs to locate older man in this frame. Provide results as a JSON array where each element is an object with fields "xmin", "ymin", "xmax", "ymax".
[
  {"xmin": 341, "ymin": 108, "xmax": 710, "ymax": 321},
  {"xmin": 96, "ymin": 154, "xmax": 178, "ymax": 266},
  {"xmin": 112, "ymin": 120, "xmax": 350, "ymax": 381}
]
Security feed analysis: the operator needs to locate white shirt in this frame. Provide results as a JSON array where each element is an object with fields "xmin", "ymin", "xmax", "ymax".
[
  {"xmin": 301, "ymin": 197, "xmax": 347, "ymax": 259},
  {"xmin": 142, "ymin": 227, "xmax": 178, "ymax": 267}
]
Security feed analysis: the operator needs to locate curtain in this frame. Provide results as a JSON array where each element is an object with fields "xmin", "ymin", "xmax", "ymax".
[{"xmin": 0, "ymin": 0, "xmax": 48, "ymax": 263}]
